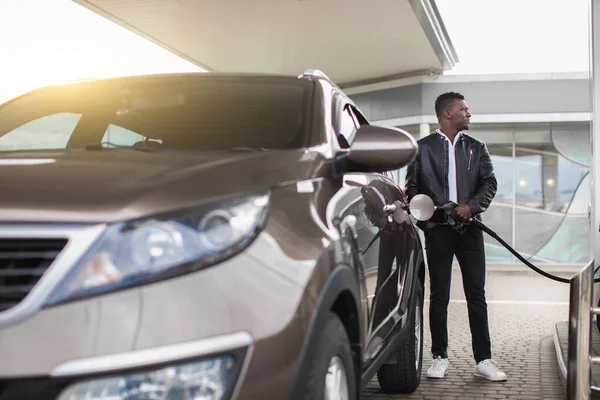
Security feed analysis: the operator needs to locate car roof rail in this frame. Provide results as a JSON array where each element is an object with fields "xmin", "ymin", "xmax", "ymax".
[{"xmin": 298, "ymin": 69, "xmax": 331, "ymax": 81}]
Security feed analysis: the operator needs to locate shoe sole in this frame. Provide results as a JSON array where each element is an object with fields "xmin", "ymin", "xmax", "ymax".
[
  {"xmin": 426, "ymin": 372, "xmax": 447, "ymax": 379},
  {"xmin": 473, "ymin": 372, "xmax": 507, "ymax": 382},
  {"xmin": 426, "ymin": 375, "xmax": 446, "ymax": 379}
]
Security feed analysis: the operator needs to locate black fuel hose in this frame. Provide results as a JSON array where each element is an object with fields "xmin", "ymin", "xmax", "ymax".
[
  {"xmin": 403, "ymin": 199, "xmax": 597, "ymax": 284},
  {"xmin": 468, "ymin": 219, "xmax": 572, "ymax": 283},
  {"xmin": 469, "ymin": 218, "xmax": 600, "ymax": 284}
]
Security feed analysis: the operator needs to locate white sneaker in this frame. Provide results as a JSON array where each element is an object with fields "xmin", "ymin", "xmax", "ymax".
[
  {"xmin": 474, "ymin": 359, "xmax": 507, "ymax": 381},
  {"xmin": 426, "ymin": 356, "xmax": 449, "ymax": 379}
]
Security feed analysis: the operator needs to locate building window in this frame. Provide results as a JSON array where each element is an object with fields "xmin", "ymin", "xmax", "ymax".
[{"xmin": 476, "ymin": 123, "xmax": 590, "ymax": 266}]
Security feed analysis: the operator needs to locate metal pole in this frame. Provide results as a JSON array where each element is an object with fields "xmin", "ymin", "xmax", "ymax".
[
  {"xmin": 511, "ymin": 129, "xmax": 516, "ymax": 264},
  {"xmin": 567, "ymin": 260, "xmax": 594, "ymax": 400},
  {"xmin": 591, "ymin": 0, "xmax": 600, "ymax": 266},
  {"xmin": 566, "ymin": 1, "xmax": 600, "ymax": 398}
]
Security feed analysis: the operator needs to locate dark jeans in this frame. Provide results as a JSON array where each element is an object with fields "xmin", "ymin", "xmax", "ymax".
[{"xmin": 424, "ymin": 224, "xmax": 492, "ymax": 363}]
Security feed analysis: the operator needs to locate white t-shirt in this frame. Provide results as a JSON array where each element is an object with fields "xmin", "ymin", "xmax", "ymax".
[{"xmin": 436, "ymin": 129, "xmax": 461, "ymax": 203}]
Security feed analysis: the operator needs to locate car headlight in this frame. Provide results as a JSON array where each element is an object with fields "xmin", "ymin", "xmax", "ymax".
[
  {"xmin": 46, "ymin": 193, "xmax": 270, "ymax": 305},
  {"xmin": 57, "ymin": 356, "xmax": 236, "ymax": 400}
]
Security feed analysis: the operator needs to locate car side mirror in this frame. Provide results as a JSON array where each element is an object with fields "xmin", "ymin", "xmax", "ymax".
[
  {"xmin": 409, "ymin": 194, "xmax": 435, "ymax": 221},
  {"xmin": 345, "ymin": 125, "xmax": 418, "ymax": 173}
]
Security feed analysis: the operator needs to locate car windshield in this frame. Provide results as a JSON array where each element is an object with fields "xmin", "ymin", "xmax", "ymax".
[{"xmin": 0, "ymin": 76, "xmax": 313, "ymax": 152}]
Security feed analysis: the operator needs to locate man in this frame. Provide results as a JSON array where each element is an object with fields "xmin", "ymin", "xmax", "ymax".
[{"xmin": 405, "ymin": 92, "xmax": 507, "ymax": 381}]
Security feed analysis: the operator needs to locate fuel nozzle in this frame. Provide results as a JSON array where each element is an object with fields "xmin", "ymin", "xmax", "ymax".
[
  {"xmin": 438, "ymin": 201, "xmax": 459, "ymax": 216},
  {"xmin": 437, "ymin": 201, "xmax": 468, "ymax": 233}
]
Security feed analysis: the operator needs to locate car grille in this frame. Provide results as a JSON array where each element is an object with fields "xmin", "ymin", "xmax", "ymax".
[{"xmin": 0, "ymin": 239, "xmax": 67, "ymax": 312}]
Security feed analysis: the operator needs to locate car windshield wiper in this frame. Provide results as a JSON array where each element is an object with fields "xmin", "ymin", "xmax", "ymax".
[
  {"xmin": 228, "ymin": 147, "xmax": 271, "ymax": 152},
  {"xmin": 84, "ymin": 142, "xmax": 161, "ymax": 152}
]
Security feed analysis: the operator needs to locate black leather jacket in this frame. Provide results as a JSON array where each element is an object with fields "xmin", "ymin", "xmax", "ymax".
[{"xmin": 405, "ymin": 131, "xmax": 497, "ymax": 224}]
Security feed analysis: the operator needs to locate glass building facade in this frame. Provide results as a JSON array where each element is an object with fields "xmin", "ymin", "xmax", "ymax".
[{"xmin": 394, "ymin": 121, "xmax": 592, "ymax": 267}]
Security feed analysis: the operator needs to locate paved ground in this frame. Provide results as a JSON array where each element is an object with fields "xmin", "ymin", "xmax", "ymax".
[{"xmin": 361, "ymin": 268, "xmax": 572, "ymax": 399}]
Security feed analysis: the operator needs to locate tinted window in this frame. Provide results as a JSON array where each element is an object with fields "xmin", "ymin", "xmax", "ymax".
[
  {"xmin": 0, "ymin": 77, "xmax": 313, "ymax": 152},
  {"xmin": 338, "ymin": 108, "xmax": 357, "ymax": 146},
  {"xmin": 102, "ymin": 124, "xmax": 160, "ymax": 146},
  {"xmin": 331, "ymin": 94, "xmax": 358, "ymax": 148}
]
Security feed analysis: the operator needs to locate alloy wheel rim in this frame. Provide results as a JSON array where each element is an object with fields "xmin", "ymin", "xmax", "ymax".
[{"xmin": 325, "ymin": 355, "xmax": 349, "ymax": 400}]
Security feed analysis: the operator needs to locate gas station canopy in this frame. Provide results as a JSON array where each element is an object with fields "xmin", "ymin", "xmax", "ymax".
[{"xmin": 73, "ymin": 0, "xmax": 457, "ymax": 87}]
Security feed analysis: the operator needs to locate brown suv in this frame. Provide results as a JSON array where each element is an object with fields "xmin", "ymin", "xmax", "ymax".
[{"xmin": 0, "ymin": 70, "xmax": 425, "ymax": 400}]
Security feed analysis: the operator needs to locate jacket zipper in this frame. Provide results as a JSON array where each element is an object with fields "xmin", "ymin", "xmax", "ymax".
[{"xmin": 468, "ymin": 148, "xmax": 473, "ymax": 170}]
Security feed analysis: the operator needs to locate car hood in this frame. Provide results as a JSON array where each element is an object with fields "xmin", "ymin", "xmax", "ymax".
[{"xmin": 0, "ymin": 149, "xmax": 325, "ymax": 223}]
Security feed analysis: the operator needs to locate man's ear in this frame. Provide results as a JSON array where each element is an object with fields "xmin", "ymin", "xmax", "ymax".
[{"xmin": 444, "ymin": 108, "xmax": 452, "ymax": 119}]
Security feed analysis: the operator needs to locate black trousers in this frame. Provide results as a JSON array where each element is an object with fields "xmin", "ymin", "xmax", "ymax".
[{"xmin": 424, "ymin": 224, "xmax": 492, "ymax": 363}]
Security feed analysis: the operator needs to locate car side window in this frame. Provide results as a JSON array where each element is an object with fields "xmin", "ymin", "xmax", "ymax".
[
  {"xmin": 332, "ymin": 94, "xmax": 358, "ymax": 149},
  {"xmin": 349, "ymin": 105, "xmax": 369, "ymax": 126},
  {"xmin": 101, "ymin": 124, "xmax": 162, "ymax": 147},
  {"xmin": 338, "ymin": 107, "xmax": 356, "ymax": 148}
]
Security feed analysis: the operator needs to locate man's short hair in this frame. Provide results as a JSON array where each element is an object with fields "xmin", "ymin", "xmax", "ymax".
[{"xmin": 435, "ymin": 92, "xmax": 465, "ymax": 117}]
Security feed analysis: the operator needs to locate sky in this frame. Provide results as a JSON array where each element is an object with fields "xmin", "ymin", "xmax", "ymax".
[
  {"xmin": 0, "ymin": 0, "xmax": 204, "ymax": 103},
  {"xmin": 0, "ymin": 0, "xmax": 592, "ymax": 103},
  {"xmin": 436, "ymin": 0, "xmax": 590, "ymax": 75}
]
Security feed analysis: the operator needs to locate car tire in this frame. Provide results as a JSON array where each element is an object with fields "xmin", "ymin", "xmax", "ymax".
[
  {"xmin": 376, "ymin": 283, "xmax": 423, "ymax": 393},
  {"xmin": 303, "ymin": 312, "xmax": 357, "ymax": 400}
]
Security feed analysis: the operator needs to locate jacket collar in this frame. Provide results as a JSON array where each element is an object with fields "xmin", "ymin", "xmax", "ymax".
[{"xmin": 435, "ymin": 129, "xmax": 462, "ymax": 146}]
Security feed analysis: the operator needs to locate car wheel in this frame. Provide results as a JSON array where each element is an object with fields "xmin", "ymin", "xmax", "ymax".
[
  {"xmin": 376, "ymin": 283, "xmax": 423, "ymax": 393},
  {"xmin": 303, "ymin": 312, "xmax": 357, "ymax": 400}
]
